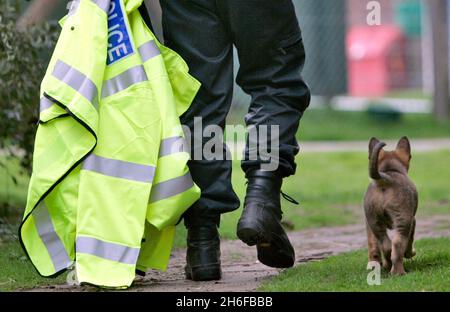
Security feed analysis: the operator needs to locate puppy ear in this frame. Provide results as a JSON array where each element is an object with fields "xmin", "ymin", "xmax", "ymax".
[
  {"xmin": 397, "ymin": 136, "xmax": 411, "ymax": 159},
  {"xmin": 368, "ymin": 137, "xmax": 380, "ymax": 158}
]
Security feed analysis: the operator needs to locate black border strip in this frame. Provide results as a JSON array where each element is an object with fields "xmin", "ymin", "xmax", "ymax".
[
  {"xmin": 39, "ymin": 114, "xmax": 71, "ymax": 124},
  {"xmin": 18, "ymin": 92, "xmax": 98, "ymax": 278}
]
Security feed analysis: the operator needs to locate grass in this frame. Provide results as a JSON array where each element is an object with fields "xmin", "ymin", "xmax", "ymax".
[
  {"xmin": 0, "ymin": 156, "xmax": 29, "ymax": 218},
  {"xmin": 297, "ymin": 109, "xmax": 450, "ymax": 141},
  {"xmin": 259, "ymin": 237, "xmax": 450, "ymax": 292},
  {"xmin": 386, "ymin": 89, "xmax": 431, "ymax": 100},
  {"xmin": 0, "ymin": 240, "xmax": 67, "ymax": 291},
  {"xmin": 227, "ymin": 108, "xmax": 450, "ymax": 141}
]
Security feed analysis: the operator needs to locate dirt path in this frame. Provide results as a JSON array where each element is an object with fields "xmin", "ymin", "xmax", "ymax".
[{"xmin": 28, "ymin": 215, "xmax": 450, "ymax": 292}]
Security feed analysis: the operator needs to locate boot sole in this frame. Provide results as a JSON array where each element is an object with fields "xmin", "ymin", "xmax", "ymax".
[
  {"xmin": 185, "ymin": 264, "xmax": 222, "ymax": 281},
  {"xmin": 237, "ymin": 222, "xmax": 295, "ymax": 268},
  {"xmin": 237, "ymin": 226, "xmax": 268, "ymax": 246}
]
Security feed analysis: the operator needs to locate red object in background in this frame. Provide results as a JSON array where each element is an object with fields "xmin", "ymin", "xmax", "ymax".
[{"xmin": 347, "ymin": 25, "xmax": 407, "ymax": 97}]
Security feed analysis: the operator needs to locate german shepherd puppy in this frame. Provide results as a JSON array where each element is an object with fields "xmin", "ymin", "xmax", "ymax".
[{"xmin": 364, "ymin": 137, "xmax": 418, "ymax": 275}]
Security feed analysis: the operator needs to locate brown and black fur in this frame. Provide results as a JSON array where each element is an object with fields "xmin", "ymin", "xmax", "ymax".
[{"xmin": 363, "ymin": 137, "xmax": 418, "ymax": 275}]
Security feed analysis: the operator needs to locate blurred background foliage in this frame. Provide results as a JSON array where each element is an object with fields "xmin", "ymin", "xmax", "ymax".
[
  {"xmin": 0, "ymin": 0, "xmax": 59, "ymax": 216},
  {"xmin": 0, "ymin": 0, "xmax": 58, "ymax": 170}
]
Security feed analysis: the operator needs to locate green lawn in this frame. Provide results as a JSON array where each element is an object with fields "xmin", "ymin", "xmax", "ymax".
[
  {"xmin": 227, "ymin": 109, "xmax": 450, "ymax": 141},
  {"xmin": 298, "ymin": 109, "xmax": 450, "ymax": 141},
  {"xmin": 0, "ymin": 156, "xmax": 29, "ymax": 218},
  {"xmin": 259, "ymin": 237, "xmax": 450, "ymax": 292},
  {"xmin": 0, "ymin": 240, "xmax": 67, "ymax": 291},
  {"xmin": 386, "ymin": 89, "xmax": 432, "ymax": 100}
]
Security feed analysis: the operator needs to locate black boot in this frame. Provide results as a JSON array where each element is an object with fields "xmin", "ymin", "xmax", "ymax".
[
  {"xmin": 237, "ymin": 170, "xmax": 295, "ymax": 268},
  {"xmin": 185, "ymin": 219, "xmax": 222, "ymax": 281}
]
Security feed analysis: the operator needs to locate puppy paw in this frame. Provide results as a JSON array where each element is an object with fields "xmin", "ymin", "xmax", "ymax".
[
  {"xmin": 404, "ymin": 249, "xmax": 416, "ymax": 259},
  {"xmin": 382, "ymin": 259, "xmax": 392, "ymax": 271},
  {"xmin": 390, "ymin": 267, "xmax": 406, "ymax": 276}
]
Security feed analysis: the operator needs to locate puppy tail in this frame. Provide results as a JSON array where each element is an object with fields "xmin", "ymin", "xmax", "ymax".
[{"xmin": 369, "ymin": 141, "xmax": 387, "ymax": 180}]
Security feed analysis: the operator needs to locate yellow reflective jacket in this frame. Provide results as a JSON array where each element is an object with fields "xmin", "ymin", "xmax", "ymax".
[{"xmin": 19, "ymin": 0, "xmax": 201, "ymax": 288}]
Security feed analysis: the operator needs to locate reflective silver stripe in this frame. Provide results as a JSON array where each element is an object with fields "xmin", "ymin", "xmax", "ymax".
[
  {"xmin": 39, "ymin": 97, "xmax": 54, "ymax": 113},
  {"xmin": 68, "ymin": 0, "xmax": 109, "ymax": 15},
  {"xmin": 159, "ymin": 136, "xmax": 187, "ymax": 157},
  {"xmin": 138, "ymin": 40, "xmax": 161, "ymax": 62},
  {"xmin": 33, "ymin": 202, "xmax": 72, "ymax": 272},
  {"xmin": 52, "ymin": 60, "xmax": 98, "ymax": 108},
  {"xmin": 67, "ymin": 0, "xmax": 80, "ymax": 16},
  {"xmin": 92, "ymin": 0, "xmax": 110, "ymax": 13},
  {"xmin": 149, "ymin": 172, "xmax": 194, "ymax": 203},
  {"xmin": 76, "ymin": 236, "xmax": 139, "ymax": 265},
  {"xmin": 101, "ymin": 65, "xmax": 148, "ymax": 98},
  {"xmin": 83, "ymin": 154, "xmax": 155, "ymax": 183}
]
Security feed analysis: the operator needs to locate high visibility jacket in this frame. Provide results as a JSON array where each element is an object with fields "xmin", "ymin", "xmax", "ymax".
[{"xmin": 19, "ymin": 0, "xmax": 201, "ymax": 288}]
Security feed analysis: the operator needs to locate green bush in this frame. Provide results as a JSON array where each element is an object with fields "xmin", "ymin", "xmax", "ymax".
[
  {"xmin": 1, "ymin": 1, "xmax": 59, "ymax": 216},
  {"xmin": 0, "ymin": 0, "xmax": 59, "ymax": 171}
]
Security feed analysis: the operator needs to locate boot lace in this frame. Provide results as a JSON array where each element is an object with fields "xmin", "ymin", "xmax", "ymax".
[
  {"xmin": 244, "ymin": 181, "xmax": 300, "ymax": 205},
  {"xmin": 281, "ymin": 191, "xmax": 300, "ymax": 205}
]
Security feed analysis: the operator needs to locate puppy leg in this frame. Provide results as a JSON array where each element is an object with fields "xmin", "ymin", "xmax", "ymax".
[
  {"xmin": 366, "ymin": 222, "xmax": 382, "ymax": 264},
  {"xmin": 390, "ymin": 230, "xmax": 409, "ymax": 275},
  {"xmin": 367, "ymin": 221, "xmax": 392, "ymax": 270},
  {"xmin": 405, "ymin": 217, "xmax": 416, "ymax": 259},
  {"xmin": 378, "ymin": 233, "xmax": 392, "ymax": 270}
]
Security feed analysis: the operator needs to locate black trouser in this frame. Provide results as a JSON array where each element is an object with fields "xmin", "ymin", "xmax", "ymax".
[{"xmin": 160, "ymin": 0, "xmax": 311, "ymax": 226}]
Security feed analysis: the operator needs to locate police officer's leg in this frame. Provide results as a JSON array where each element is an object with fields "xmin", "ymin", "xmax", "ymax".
[
  {"xmin": 160, "ymin": 0, "xmax": 239, "ymax": 281},
  {"xmin": 225, "ymin": 0, "xmax": 311, "ymax": 268}
]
